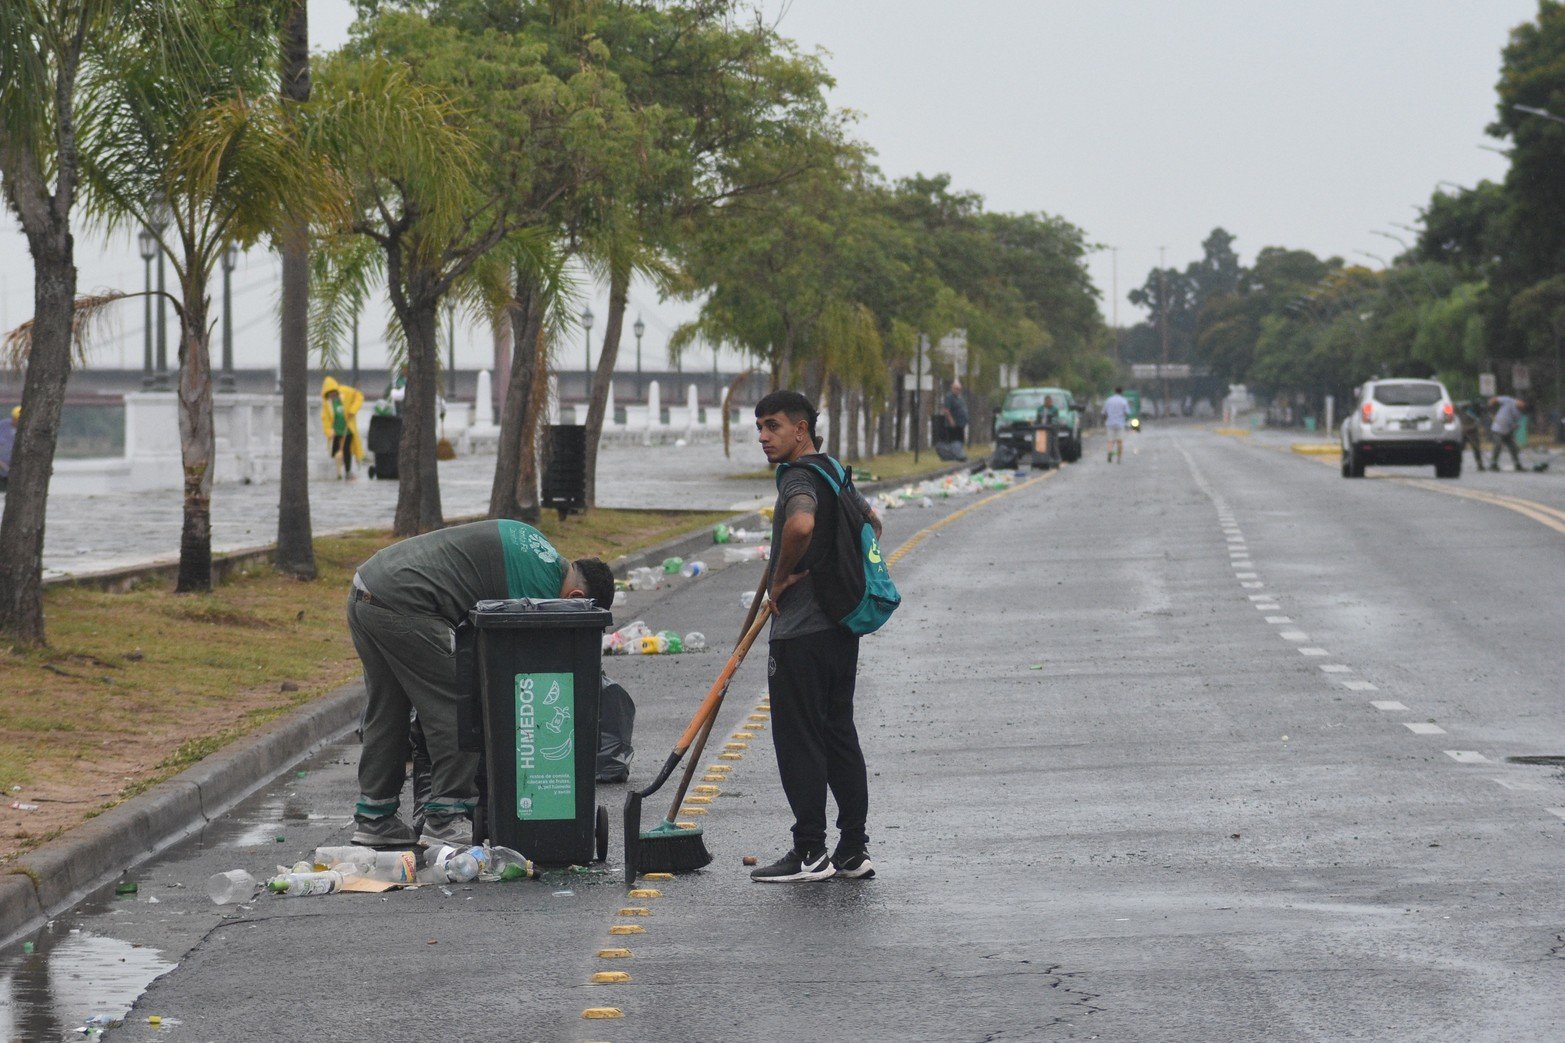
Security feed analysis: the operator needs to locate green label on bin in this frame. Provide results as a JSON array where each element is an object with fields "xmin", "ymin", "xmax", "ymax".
[{"xmin": 515, "ymin": 672, "xmax": 575, "ymax": 820}]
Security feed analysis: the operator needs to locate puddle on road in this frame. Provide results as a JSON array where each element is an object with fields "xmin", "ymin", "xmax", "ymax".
[
  {"xmin": 225, "ymin": 794, "xmax": 335, "ymax": 848},
  {"xmin": 0, "ymin": 923, "xmax": 174, "ymax": 1040}
]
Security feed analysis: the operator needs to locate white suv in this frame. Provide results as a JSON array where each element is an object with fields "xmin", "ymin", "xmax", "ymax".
[{"xmin": 1341, "ymin": 378, "xmax": 1462, "ymax": 479}]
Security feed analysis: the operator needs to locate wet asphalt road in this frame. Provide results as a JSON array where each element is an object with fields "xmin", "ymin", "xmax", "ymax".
[{"xmin": 9, "ymin": 426, "xmax": 1565, "ymax": 1041}]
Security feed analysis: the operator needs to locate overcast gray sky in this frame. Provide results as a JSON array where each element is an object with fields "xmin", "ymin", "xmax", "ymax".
[{"xmin": 0, "ymin": 0, "xmax": 1538, "ymax": 374}]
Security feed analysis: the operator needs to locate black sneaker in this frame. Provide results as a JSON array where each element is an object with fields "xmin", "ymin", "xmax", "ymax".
[
  {"xmin": 832, "ymin": 849, "xmax": 875, "ymax": 879},
  {"xmin": 750, "ymin": 848, "xmax": 835, "ymax": 882}
]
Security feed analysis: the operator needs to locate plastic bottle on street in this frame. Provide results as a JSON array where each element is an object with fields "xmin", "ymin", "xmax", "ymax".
[
  {"xmin": 419, "ymin": 845, "xmax": 482, "ymax": 884},
  {"xmin": 638, "ymin": 634, "xmax": 664, "ymax": 655},
  {"xmin": 267, "ymin": 870, "xmax": 345, "ymax": 897},
  {"xmin": 477, "ymin": 845, "xmax": 538, "ymax": 882},
  {"xmin": 657, "ymin": 630, "xmax": 684, "ymax": 654},
  {"xmin": 680, "ymin": 560, "xmax": 707, "ymax": 578},
  {"xmin": 723, "ymin": 545, "xmax": 769, "ymax": 563},
  {"xmin": 313, "ymin": 846, "xmax": 418, "ymax": 884},
  {"xmin": 683, "ymin": 631, "xmax": 707, "ymax": 652},
  {"xmin": 712, "ymin": 523, "xmax": 731, "ymax": 544},
  {"xmin": 727, "ymin": 527, "xmax": 768, "ymax": 543},
  {"xmin": 661, "ymin": 556, "xmax": 684, "ymax": 574},
  {"xmin": 205, "ymin": 869, "xmax": 257, "ymax": 905}
]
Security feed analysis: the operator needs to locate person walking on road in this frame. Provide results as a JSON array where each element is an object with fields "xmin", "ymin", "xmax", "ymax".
[
  {"xmin": 346, "ymin": 519, "xmax": 614, "ymax": 848},
  {"xmin": 0, "ymin": 406, "xmax": 17, "ymax": 492},
  {"xmin": 751, "ymin": 390, "xmax": 882, "ymax": 883},
  {"xmin": 1103, "ymin": 387, "xmax": 1131, "ymax": 463},
  {"xmin": 1458, "ymin": 400, "xmax": 1486, "ymax": 471},
  {"xmin": 321, "ymin": 376, "xmax": 365, "ymax": 480},
  {"xmin": 1488, "ymin": 394, "xmax": 1526, "ymax": 472}
]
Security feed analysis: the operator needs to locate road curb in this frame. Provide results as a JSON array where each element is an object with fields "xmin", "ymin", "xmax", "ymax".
[{"xmin": 0, "ymin": 679, "xmax": 365, "ymax": 949}]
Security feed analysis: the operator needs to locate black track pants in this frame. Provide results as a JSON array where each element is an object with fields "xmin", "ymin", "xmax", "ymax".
[{"xmin": 767, "ymin": 628, "xmax": 869, "ymax": 853}]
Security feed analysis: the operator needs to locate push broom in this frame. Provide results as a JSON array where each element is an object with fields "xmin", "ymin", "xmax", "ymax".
[{"xmin": 623, "ymin": 584, "xmax": 772, "ymax": 886}]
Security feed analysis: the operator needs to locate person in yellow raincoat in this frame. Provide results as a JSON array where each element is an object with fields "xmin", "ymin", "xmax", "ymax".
[{"xmin": 321, "ymin": 376, "xmax": 365, "ymax": 480}]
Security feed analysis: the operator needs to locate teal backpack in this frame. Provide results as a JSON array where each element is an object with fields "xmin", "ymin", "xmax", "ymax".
[{"xmin": 776, "ymin": 454, "xmax": 901, "ymax": 635}]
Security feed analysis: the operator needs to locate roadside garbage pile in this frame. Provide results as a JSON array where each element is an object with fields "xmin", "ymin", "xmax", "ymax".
[
  {"xmin": 206, "ymin": 842, "xmax": 539, "ymax": 905},
  {"xmin": 875, "ymin": 468, "xmax": 1015, "ymax": 511},
  {"xmin": 603, "ymin": 619, "xmax": 707, "ymax": 656}
]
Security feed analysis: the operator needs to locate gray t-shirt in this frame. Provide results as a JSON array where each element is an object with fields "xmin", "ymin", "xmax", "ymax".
[
  {"xmin": 1491, "ymin": 396, "xmax": 1522, "ymax": 435},
  {"xmin": 766, "ymin": 462, "xmax": 876, "ymax": 642}
]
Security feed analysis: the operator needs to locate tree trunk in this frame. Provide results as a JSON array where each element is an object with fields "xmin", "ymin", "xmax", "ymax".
[
  {"xmin": 826, "ymin": 376, "xmax": 842, "ymax": 456},
  {"xmin": 0, "ymin": 226, "xmax": 75, "ymax": 644},
  {"xmin": 175, "ymin": 285, "xmax": 216, "ymax": 593},
  {"xmin": 274, "ymin": 0, "xmax": 316, "ymax": 578},
  {"xmin": 489, "ymin": 270, "xmax": 545, "ymax": 521},
  {"xmin": 846, "ymin": 386, "xmax": 861, "ymax": 462},
  {"xmin": 393, "ymin": 295, "xmax": 444, "ymax": 535},
  {"xmin": 491, "ymin": 311, "xmax": 510, "ymax": 420},
  {"xmin": 583, "ymin": 266, "xmax": 628, "ymax": 510}
]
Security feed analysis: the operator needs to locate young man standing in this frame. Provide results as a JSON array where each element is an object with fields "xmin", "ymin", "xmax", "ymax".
[
  {"xmin": 750, "ymin": 390, "xmax": 881, "ymax": 883},
  {"xmin": 347, "ymin": 519, "xmax": 614, "ymax": 848},
  {"xmin": 1488, "ymin": 394, "xmax": 1526, "ymax": 472},
  {"xmin": 1103, "ymin": 386, "xmax": 1131, "ymax": 463}
]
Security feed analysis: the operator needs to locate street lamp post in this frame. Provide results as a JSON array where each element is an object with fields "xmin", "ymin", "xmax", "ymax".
[
  {"xmin": 444, "ymin": 300, "xmax": 456, "ymax": 398},
  {"xmin": 137, "ymin": 229, "xmax": 157, "ymax": 389},
  {"xmin": 581, "ymin": 305, "xmax": 594, "ymax": 415},
  {"xmin": 219, "ymin": 242, "xmax": 238, "ymax": 392},
  {"xmin": 149, "ymin": 197, "xmax": 171, "ymax": 390},
  {"xmin": 633, "ymin": 315, "xmax": 644, "ymax": 395}
]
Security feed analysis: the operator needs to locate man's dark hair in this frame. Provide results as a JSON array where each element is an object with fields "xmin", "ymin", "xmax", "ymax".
[
  {"xmin": 1114, "ymin": 386, "xmax": 1124, "ymax": 394},
  {"xmin": 573, "ymin": 557, "xmax": 615, "ymax": 612},
  {"xmin": 755, "ymin": 390, "xmax": 822, "ymax": 450}
]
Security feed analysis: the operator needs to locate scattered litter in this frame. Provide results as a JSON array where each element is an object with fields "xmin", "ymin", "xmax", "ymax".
[
  {"xmin": 21, "ymin": 941, "xmax": 33, "ymax": 954},
  {"xmin": 8, "ymin": 785, "xmax": 20, "ymax": 793},
  {"xmin": 875, "ymin": 468, "xmax": 1016, "ymax": 512},
  {"xmin": 679, "ymin": 560, "xmax": 707, "ymax": 578},
  {"xmin": 742, "ymin": 855, "xmax": 758, "ymax": 866},
  {"xmin": 206, "ymin": 870, "xmax": 257, "ymax": 905},
  {"xmin": 114, "ymin": 882, "xmax": 137, "ymax": 896},
  {"xmin": 267, "ymin": 870, "xmax": 345, "ymax": 897},
  {"xmin": 722, "ymin": 545, "xmax": 769, "ymax": 563},
  {"xmin": 604, "ymin": 620, "xmax": 705, "ymax": 656},
  {"xmin": 661, "ymin": 557, "xmax": 684, "ymax": 575},
  {"xmin": 275, "ymin": 835, "xmax": 286, "ymax": 843},
  {"xmin": 684, "ymin": 632, "xmax": 708, "ymax": 652},
  {"xmin": 713, "ymin": 525, "xmax": 769, "ymax": 545},
  {"xmin": 9, "ymin": 801, "xmax": 38, "ymax": 812},
  {"xmin": 553, "ymin": 890, "xmax": 575, "ymax": 897},
  {"xmin": 295, "ymin": 770, "xmax": 307, "ymax": 778}
]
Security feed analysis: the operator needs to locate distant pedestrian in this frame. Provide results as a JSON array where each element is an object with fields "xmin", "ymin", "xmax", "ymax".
[
  {"xmin": 0, "ymin": 406, "xmax": 17, "ymax": 492},
  {"xmin": 750, "ymin": 390, "xmax": 881, "ymax": 883},
  {"xmin": 1488, "ymin": 395, "xmax": 1526, "ymax": 472},
  {"xmin": 941, "ymin": 379, "xmax": 968, "ymax": 445},
  {"xmin": 1103, "ymin": 387, "xmax": 1131, "ymax": 463},
  {"xmin": 346, "ymin": 519, "xmax": 614, "ymax": 848},
  {"xmin": 1458, "ymin": 400, "xmax": 1486, "ymax": 471},
  {"xmin": 321, "ymin": 376, "xmax": 365, "ymax": 480}
]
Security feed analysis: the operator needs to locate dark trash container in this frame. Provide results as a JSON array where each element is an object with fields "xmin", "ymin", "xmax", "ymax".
[
  {"xmin": 367, "ymin": 413, "xmax": 401, "ymax": 480},
  {"xmin": 470, "ymin": 597, "xmax": 613, "ymax": 865},
  {"xmin": 596, "ymin": 675, "xmax": 636, "ymax": 783},
  {"xmin": 542, "ymin": 424, "xmax": 587, "ymax": 517}
]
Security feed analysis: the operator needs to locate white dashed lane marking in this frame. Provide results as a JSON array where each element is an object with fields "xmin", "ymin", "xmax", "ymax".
[
  {"xmin": 1320, "ymin": 664, "xmax": 1350, "ymax": 673},
  {"xmin": 1298, "ymin": 647, "xmax": 1328, "ymax": 656},
  {"xmin": 1255, "ymin": 603, "xmax": 1281, "ymax": 610},
  {"xmin": 1241, "ymin": 582, "xmax": 1264, "ymax": 589},
  {"xmin": 1246, "ymin": 595, "xmax": 1269, "ymax": 601},
  {"xmin": 1545, "ymin": 808, "xmax": 1565, "ymax": 821},
  {"xmin": 1370, "ymin": 700, "xmax": 1408, "ymax": 710},
  {"xmin": 1342, "ymin": 680, "xmax": 1379, "ymax": 691},
  {"xmin": 1278, "ymin": 630, "xmax": 1309, "ymax": 641},
  {"xmin": 1404, "ymin": 722, "xmax": 1447, "ymax": 735},
  {"xmin": 1445, "ymin": 751, "xmax": 1490, "ymax": 764},
  {"xmin": 1236, "ymin": 572, "xmax": 1260, "ymax": 579}
]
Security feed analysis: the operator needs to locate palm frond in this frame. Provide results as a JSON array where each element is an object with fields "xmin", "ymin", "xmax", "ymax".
[{"xmin": 4, "ymin": 291, "xmax": 139, "ymax": 371}]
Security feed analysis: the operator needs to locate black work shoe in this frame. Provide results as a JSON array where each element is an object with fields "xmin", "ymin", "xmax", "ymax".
[
  {"xmin": 750, "ymin": 848, "xmax": 835, "ymax": 882},
  {"xmin": 831, "ymin": 849, "xmax": 876, "ymax": 879},
  {"xmin": 351, "ymin": 815, "xmax": 418, "ymax": 848}
]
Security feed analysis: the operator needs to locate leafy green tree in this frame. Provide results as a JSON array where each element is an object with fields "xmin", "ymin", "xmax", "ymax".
[{"xmin": 78, "ymin": 3, "xmax": 335, "ymax": 591}]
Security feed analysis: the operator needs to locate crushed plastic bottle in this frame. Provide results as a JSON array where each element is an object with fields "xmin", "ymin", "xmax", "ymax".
[
  {"xmin": 657, "ymin": 630, "xmax": 684, "ymax": 654},
  {"xmin": 679, "ymin": 560, "xmax": 707, "ymax": 578},
  {"xmin": 419, "ymin": 845, "xmax": 481, "ymax": 884},
  {"xmin": 205, "ymin": 869, "xmax": 258, "ymax": 905},
  {"xmin": 313, "ymin": 846, "xmax": 418, "ymax": 884},
  {"xmin": 661, "ymin": 556, "xmax": 684, "ymax": 574},
  {"xmin": 9, "ymin": 801, "xmax": 38, "ymax": 811},
  {"xmin": 627, "ymin": 566, "xmax": 661, "ymax": 591},
  {"xmin": 726, "ymin": 527, "xmax": 769, "ymax": 543},
  {"xmin": 712, "ymin": 523, "xmax": 732, "ymax": 544},
  {"xmin": 683, "ymin": 631, "xmax": 708, "ymax": 652},
  {"xmin": 638, "ymin": 634, "xmax": 665, "ymax": 655},
  {"xmin": 266, "ymin": 870, "xmax": 345, "ymax": 897},
  {"xmin": 739, "ymin": 592, "xmax": 757, "ymax": 610},
  {"xmin": 723, "ymin": 545, "xmax": 770, "ymax": 563},
  {"xmin": 477, "ymin": 844, "xmax": 538, "ymax": 882}
]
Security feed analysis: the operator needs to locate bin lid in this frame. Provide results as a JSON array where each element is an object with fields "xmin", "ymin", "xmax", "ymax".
[{"xmin": 469, "ymin": 597, "xmax": 613, "ymax": 630}]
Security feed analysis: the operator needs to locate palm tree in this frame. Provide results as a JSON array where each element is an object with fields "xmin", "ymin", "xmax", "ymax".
[
  {"xmin": 77, "ymin": 5, "xmax": 339, "ymax": 591},
  {"xmin": 0, "ymin": 2, "xmax": 200, "ymax": 644},
  {"xmin": 275, "ymin": 0, "xmax": 316, "ymax": 579}
]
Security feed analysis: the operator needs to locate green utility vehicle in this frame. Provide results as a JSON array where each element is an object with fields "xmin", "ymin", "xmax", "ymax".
[{"xmin": 993, "ymin": 387, "xmax": 1082, "ymax": 462}]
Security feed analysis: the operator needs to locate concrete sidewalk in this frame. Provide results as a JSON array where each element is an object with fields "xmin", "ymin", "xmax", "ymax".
[{"xmin": 33, "ymin": 439, "xmax": 779, "ymax": 581}]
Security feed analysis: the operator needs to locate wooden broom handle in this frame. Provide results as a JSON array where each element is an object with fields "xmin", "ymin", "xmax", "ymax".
[{"xmin": 671, "ymin": 602, "xmax": 771, "ymax": 753}]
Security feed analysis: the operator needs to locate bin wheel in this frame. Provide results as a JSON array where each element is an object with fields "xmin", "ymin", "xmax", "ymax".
[{"xmin": 595, "ymin": 805, "xmax": 609, "ymax": 863}]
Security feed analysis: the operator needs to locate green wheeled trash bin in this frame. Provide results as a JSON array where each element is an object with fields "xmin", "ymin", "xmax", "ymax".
[{"xmin": 471, "ymin": 597, "xmax": 614, "ymax": 866}]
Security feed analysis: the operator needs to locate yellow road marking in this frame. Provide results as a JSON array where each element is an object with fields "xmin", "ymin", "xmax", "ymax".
[
  {"xmin": 583, "ymin": 1007, "xmax": 624, "ymax": 1019},
  {"xmin": 1395, "ymin": 479, "xmax": 1565, "ymax": 536},
  {"xmin": 885, "ymin": 472, "xmax": 1053, "ymax": 568},
  {"xmin": 591, "ymin": 971, "xmax": 631, "ymax": 983}
]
